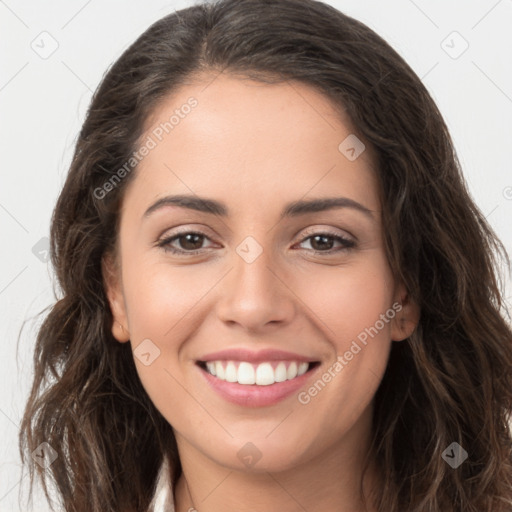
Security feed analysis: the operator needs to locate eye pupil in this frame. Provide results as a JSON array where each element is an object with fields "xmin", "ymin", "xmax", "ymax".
[
  {"xmin": 180, "ymin": 233, "xmax": 203, "ymax": 250},
  {"xmin": 311, "ymin": 235, "xmax": 333, "ymax": 251}
]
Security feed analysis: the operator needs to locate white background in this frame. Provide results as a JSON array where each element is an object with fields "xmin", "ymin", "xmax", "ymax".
[{"xmin": 1, "ymin": 1, "xmax": 511, "ymax": 510}]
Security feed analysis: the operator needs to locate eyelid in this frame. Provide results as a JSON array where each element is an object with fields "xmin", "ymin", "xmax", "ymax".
[
  {"xmin": 157, "ymin": 224, "xmax": 219, "ymax": 244},
  {"xmin": 298, "ymin": 225, "xmax": 355, "ymax": 241}
]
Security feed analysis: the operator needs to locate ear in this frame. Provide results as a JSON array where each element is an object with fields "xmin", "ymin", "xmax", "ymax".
[
  {"xmin": 390, "ymin": 282, "xmax": 420, "ymax": 342},
  {"xmin": 102, "ymin": 251, "xmax": 130, "ymax": 343}
]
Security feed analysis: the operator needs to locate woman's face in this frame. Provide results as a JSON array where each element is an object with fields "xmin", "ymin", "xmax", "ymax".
[{"xmin": 104, "ymin": 73, "xmax": 417, "ymax": 474}]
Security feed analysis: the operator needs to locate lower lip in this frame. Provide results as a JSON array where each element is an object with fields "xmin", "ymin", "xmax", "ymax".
[{"xmin": 198, "ymin": 364, "xmax": 319, "ymax": 407}]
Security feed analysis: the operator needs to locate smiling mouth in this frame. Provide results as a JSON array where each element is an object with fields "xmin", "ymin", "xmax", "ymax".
[{"xmin": 196, "ymin": 360, "xmax": 320, "ymax": 386}]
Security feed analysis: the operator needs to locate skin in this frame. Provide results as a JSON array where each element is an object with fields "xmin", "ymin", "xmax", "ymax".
[{"xmin": 103, "ymin": 72, "xmax": 419, "ymax": 512}]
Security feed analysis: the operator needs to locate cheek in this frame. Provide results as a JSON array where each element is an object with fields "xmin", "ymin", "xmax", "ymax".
[
  {"xmin": 120, "ymin": 259, "xmax": 218, "ymax": 416},
  {"xmin": 292, "ymin": 256, "xmax": 395, "ymax": 426},
  {"xmin": 291, "ymin": 255, "xmax": 395, "ymax": 418},
  {"xmin": 121, "ymin": 259, "xmax": 210, "ymax": 430},
  {"xmin": 293, "ymin": 257, "xmax": 395, "ymax": 351},
  {"xmin": 122, "ymin": 258, "xmax": 213, "ymax": 343}
]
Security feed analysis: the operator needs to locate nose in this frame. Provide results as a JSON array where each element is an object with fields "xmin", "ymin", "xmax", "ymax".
[{"xmin": 215, "ymin": 244, "xmax": 296, "ymax": 333}]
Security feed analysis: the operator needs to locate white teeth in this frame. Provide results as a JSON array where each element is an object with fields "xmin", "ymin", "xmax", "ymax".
[
  {"xmin": 204, "ymin": 360, "xmax": 311, "ymax": 385},
  {"xmin": 206, "ymin": 362, "xmax": 216, "ymax": 376},
  {"xmin": 237, "ymin": 362, "xmax": 255, "ymax": 384},
  {"xmin": 287, "ymin": 362, "xmax": 298, "ymax": 380},
  {"xmin": 255, "ymin": 363, "xmax": 274, "ymax": 386},
  {"xmin": 225, "ymin": 361, "xmax": 237, "ymax": 382},
  {"xmin": 275, "ymin": 362, "xmax": 288, "ymax": 382},
  {"xmin": 215, "ymin": 361, "xmax": 225, "ymax": 380},
  {"xmin": 297, "ymin": 362, "xmax": 308, "ymax": 376}
]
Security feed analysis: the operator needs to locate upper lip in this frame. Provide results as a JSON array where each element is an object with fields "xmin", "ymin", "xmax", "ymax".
[{"xmin": 198, "ymin": 348, "xmax": 317, "ymax": 363}]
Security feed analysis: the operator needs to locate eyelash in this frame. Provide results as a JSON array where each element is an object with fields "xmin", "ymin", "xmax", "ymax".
[{"xmin": 155, "ymin": 229, "xmax": 356, "ymax": 256}]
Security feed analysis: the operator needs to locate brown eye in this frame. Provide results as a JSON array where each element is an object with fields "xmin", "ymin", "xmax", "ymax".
[
  {"xmin": 296, "ymin": 232, "xmax": 355, "ymax": 253},
  {"xmin": 157, "ymin": 231, "xmax": 214, "ymax": 255},
  {"xmin": 175, "ymin": 233, "xmax": 205, "ymax": 250}
]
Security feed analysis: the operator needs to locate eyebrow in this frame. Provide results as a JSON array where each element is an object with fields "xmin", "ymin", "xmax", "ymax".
[{"xmin": 143, "ymin": 194, "xmax": 375, "ymax": 220}]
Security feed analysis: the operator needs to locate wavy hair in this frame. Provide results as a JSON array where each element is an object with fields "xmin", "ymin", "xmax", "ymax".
[{"xmin": 19, "ymin": 0, "xmax": 512, "ymax": 510}]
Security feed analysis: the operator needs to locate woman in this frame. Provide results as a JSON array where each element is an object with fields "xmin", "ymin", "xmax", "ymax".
[{"xmin": 19, "ymin": 0, "xmax": 512, "ymax": 511}]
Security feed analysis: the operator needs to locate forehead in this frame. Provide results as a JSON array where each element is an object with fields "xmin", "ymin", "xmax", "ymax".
[{"xmin": 125, "ymin": 72, "xmax": 380, "ymax": 216}]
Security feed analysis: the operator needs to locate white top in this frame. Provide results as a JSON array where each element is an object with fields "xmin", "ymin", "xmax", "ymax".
[{"xmin": 147, "ymin": 456, "xmax": 175, "ymax": 512}]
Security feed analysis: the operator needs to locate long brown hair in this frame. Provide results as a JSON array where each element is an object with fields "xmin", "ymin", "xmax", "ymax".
[{"xmin": 19, "ymin": 0, "xmax": 512, "ymax": 510}]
